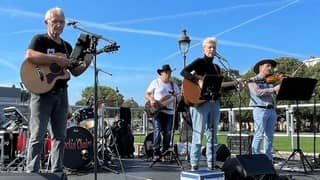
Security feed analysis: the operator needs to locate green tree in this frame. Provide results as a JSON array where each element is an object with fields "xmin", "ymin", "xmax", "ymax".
[
  {"xmin": 122, "ymin": 98, "xmax": 139, "ymax": 108},
  {"xmin": 75, "ymin": 86, "xmax": 124, "ymax": 107}
]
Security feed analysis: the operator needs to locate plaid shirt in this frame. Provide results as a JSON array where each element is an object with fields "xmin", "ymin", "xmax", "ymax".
[{"xmin": 248, "ymin": 74, "xmax": 276, "ymax": 107}]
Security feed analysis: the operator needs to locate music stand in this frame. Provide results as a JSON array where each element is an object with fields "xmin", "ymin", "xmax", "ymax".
[
  {"xmin": 278, "ymin": 77, "xmax": 317, "ymax": 173},
  {"xmin": 200, "ymin": 75, "xmax": 224, "ymax": 170}
]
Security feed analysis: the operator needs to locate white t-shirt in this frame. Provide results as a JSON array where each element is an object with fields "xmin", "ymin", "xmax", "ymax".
[{"xmin": 146, "ymin": 78, "xmax": 180, "ymax": 115}]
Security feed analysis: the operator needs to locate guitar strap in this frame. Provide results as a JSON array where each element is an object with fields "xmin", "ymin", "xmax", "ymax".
[
  {"xmin": 170, "ymin": 81, "xmax": 175, "ymax": 95},
  {"xmin": 62, "ymin": 40, "xmax": 70, "ymax": 58}
]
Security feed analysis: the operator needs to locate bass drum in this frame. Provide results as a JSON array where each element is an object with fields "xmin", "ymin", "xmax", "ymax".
[
  {"xmin": 143, "ymin": 132, "xmax": 154, "ymax": 158},
  {"xmin": 64, "ymin": 126, "xmax": 93, "ymax": 169}
]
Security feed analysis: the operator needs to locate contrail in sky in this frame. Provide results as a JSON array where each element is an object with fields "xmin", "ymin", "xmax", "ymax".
[
  {"xmin": 2, "ymin": 0, "xmax": 304, "ymax": 67},
  {"xmin": 160, "ymin": 0, "xmax": 301, "ymax": 62},
  {"xmin": 105, "ymin": 0, "xmax": 291, "ymax": 25},
  {"xmin": 0, "ymin": 58, "xmax": 19, "ymax": 72}
]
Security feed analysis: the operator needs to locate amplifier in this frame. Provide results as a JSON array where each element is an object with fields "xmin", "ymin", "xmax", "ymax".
[{"xmin": 227, "ymin": 133, "xmax": 253, "ymax": 155}]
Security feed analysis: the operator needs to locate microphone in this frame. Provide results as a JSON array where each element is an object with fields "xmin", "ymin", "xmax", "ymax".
[
  {"xmin": 66, "ymin": 20, "xmax": 78, "ymax": 26},
  {"xmin": 215, "ymin": 52, "xmax": 223, "ymax": 60},
  {"xmin": 215, "ymin": 52, "xmax": 228, "ymax": 62}
]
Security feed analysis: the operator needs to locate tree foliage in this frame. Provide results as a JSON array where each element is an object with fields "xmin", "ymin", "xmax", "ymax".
[{"xmin": 75, "ymin": 86, "xmax": 124, "ymax": 107}]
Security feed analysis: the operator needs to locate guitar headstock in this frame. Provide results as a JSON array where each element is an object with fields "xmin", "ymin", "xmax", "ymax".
[{"xmin": 96, "ymin": 43, "xmax": 120, "ymax": 54}]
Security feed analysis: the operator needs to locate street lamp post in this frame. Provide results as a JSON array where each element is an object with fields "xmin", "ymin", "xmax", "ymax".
[
  {"xmin": 178, "ymin": 29, "xmax": 191, "ymax": 161},
  {"xmin": 178, "ymin": 29, "xmax": 191, "ymax": 67}
]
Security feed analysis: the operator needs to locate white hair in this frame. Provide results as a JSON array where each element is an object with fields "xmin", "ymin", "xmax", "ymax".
[
  {"xmin": 44, "ymin": 7, "xmax": 64, "ymax": 20},
  {"xmin": 202, "ymin": 37, "xmax": 217, "ymax": 48}
]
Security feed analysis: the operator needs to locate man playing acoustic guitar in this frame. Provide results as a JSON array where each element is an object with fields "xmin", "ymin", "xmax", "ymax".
[
  {"xmin": 144, "ymin": 64, "xmax": 180, "ymax": 161},
  {"xmin": 24, "ymin": 7, "xmax": 72, "ymax": 173}
]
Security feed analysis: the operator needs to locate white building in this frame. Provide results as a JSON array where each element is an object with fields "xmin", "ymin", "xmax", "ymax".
[{"xmin": 303, "ymin": 56, "xmax": 320, "ymax": 67}]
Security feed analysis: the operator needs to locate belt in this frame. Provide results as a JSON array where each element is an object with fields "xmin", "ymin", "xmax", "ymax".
[
  {"xmin": 49, "ymin": 88, "xmax": 65, "ymax": 94},
  {"xmin": 255, "ymin": 105, "xmax": 274, "ymax": 109}
]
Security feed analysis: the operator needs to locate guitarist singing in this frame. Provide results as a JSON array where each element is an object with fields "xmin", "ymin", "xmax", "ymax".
[
  {"xmin": 24, "ymin": 7, "xmax": 72, "ymax": 173},
  {"xmin": 180, "ymin": 37, "xmax": 223, "ymax": 171},
  {"xmin": 144, "ymin": 64, "xmax": 180, "ymax": 161}
]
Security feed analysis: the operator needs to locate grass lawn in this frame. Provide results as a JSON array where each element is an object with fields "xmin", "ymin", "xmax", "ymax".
[{"xmin": 134, "ymin": 133, "xmax": 320, "ymax": 153}]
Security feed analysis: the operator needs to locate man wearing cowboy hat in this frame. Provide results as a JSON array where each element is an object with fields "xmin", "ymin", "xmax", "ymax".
[
  {"xmin": 248, "ymin": 59, "xmax": 281, "ymax": 162},
  {"xmin": 144, "ymin": 64, "xmax": 180, "ymax": 161}
]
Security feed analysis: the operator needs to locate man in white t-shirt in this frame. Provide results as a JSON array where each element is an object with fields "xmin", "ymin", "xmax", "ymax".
[{"xmin": 144, "ymin": 64, "xmax": 180, "ymax": 161}]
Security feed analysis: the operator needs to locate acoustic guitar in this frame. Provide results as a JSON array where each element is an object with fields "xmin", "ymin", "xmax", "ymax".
[
  {"xmin": 182, "ymin": 78, "xmax": 239, "ymax": 106},
  {"xmin": 20, "ymin": 44, "xmax": 119, "ymax": 94}
]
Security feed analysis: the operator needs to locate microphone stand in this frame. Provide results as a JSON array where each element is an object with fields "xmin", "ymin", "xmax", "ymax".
[
  {"xmin": 68, "ymin": 24, "xmax": 119, "ymax": 180},
  {"xmin": 216, "ymin": 54, "xmax": 244, "ymax": 155},
  {"xmin": 68, "ymin": 22, "xmax": 116, "ymax": 44}
]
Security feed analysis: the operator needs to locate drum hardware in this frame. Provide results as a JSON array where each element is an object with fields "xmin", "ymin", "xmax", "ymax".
[
  {"xmin": 3, "ymin": 107, "xmax": 28, "ymax": 131},
  {"xmin": 1, "ymin": 129, "xmax": 26, "ymax": 171}
]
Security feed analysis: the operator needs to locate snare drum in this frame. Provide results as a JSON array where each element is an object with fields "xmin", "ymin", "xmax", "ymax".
[{"xmin": 64, "ymin": 126, "xmax": 93, "ymax": 169}]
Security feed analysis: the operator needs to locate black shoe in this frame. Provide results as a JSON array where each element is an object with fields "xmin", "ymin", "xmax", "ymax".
[
  {"xmin": 191, "ymin": 166, "xmax": 198, "ymax": 171},
  {"xmin": 152, "ymin": 155, "xmax": 160, "ymax": 162}
]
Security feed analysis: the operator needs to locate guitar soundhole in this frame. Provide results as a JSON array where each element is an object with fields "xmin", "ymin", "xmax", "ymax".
[{"xmin": 50, "ymin": 63, "xmax": 61, "ymax": 74}]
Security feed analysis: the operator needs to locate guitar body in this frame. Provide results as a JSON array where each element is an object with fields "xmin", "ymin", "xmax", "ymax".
[
  {"xmin": 144, "ymin": 95, "xmax": 174, "ymax": 118},
  {"xmin": 182, "ymin": 79, "xmax": 206, "ymax": 106},
  {"xmin": 20, "ymin": 60, "xmax": 70, "ymax": 94}
]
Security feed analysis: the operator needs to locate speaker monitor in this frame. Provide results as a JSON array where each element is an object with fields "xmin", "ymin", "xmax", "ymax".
[
  {"xmin": 201, "ymin": 144, "xmax": 231, "ymax": 162},
  {"xmin": 0, "ymin": 172, "xmax": 67, "ymax": 180},
  {"xmin": 222, "ymin": 154, "xmax": 277, "ymax": 180},
  {"xmin": 120, "ymin": 107, "xmax": 131, "ymax": 125}
]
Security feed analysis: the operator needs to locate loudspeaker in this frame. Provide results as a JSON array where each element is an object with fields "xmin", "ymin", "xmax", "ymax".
[
  {"xmin": 0, "ymin": 172, "xmax": 67, "ymax": 180},
  {"xmin": 201, "ymin": 144, "xmax": 231, "ymax": 162},
  {"xmin": 120, "ymin": 107, "xmax": 131, "ymax": 125},
  {"xmin": 222, "ymin": 154, "xmax": 277, "ymax": 180}
]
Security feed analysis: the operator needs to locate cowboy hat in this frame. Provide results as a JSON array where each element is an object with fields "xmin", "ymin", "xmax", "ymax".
[
  {"xmin": 157, "ymin": 64, "xmax": 172, "ymax": 75},
  {"xmin": 253, "ymin": 59, "xmax": 277, "ymax": 74}
]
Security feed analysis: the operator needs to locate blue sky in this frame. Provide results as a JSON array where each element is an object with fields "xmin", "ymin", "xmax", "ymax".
[{"xmin": 0, "ymin": 0, "xmax": 319, "ymax": 106}]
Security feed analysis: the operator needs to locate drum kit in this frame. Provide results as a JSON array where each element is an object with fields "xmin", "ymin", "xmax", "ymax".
[{"xmin": 0, "ymin": 105, "xmax": 114, "ymax": 171}]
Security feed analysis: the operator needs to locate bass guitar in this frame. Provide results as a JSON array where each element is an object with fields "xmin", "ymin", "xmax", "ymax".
[
  {"xmin": 20, "ymin": 44, "xmax": 119, "ymax": 94},
  {"xmin": 144, "ymin": 95, "xmax": 175, "ymax": 118}
]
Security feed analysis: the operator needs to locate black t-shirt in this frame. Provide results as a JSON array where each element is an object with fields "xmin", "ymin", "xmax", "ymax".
[{"xmin": 28, "ymin": 33, "xmax": 73, "ymax": 89}]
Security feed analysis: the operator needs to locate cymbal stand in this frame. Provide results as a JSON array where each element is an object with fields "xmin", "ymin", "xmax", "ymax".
[
  {"xmin": 149, "ymin": 96, "xmax": 183, "ymax": 169},
  {"xmin": 94, "ymin": 55, "xmax": 119, "ymax": 175}
]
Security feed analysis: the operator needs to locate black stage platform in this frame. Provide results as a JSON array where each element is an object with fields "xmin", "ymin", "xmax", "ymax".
[
  {"xmin": 0, "ymin": 154, "xmax": 319, "ymax": 180},
  {"xmin": 64, "ymin": 154, "xmax": 319, "ymax": 180}
]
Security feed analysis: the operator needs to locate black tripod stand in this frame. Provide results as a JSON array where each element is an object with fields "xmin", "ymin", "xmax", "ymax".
[
  {"xmin": 149, "ymin": 95, "xmax": 183, "ymax": 169},
  {"xmin": 278, "ymin": 77, "xmax": 317, "ymax": 173}
]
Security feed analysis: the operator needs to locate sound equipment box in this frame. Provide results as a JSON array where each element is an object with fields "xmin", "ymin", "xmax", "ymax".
[
  {"xmin": 201, "ymin": 144, "xmax": 231, "ymax": 162},
  {"xmin": 222, "ymin": 154, "xmax": 277, "ymax": 180},
  {"xmin": 0, "ymin": 172, "xmax": 67, "ymax": 180}
]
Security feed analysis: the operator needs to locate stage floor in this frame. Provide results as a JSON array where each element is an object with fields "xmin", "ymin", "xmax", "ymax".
[{"xmin": 64, "ymin": 154, "xmax": 320, "ymax": 180}]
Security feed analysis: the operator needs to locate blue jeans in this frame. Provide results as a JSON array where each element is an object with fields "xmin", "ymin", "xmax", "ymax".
[
  {"xmin": 26, "ymin": 88, "xmax": 68, "ymax": 172},
  {"xmin": 190, "ymin": 101, "xmax": 220, "ymax": 167},
  {"xmin": 252, "ymin": 107, "xmax": 277, "ymax": 161},
  {"xmin": 152, "ymin": 112, "xmax": 173, "ymax": 155}
]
